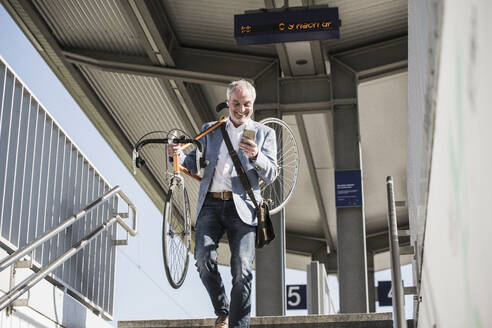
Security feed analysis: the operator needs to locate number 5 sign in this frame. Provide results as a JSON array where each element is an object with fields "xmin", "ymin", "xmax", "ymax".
[{"xmin": 286, "ymin": 285, "xmax": 307, "ymax": 310}]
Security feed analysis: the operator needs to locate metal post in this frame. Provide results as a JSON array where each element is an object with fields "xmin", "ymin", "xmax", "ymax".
[{"xmin": 386, "ymin": 176, "xmax": 407, "ymax": 328}]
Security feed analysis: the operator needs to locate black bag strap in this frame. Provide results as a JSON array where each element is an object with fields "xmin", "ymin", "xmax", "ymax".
[{"xmin": 220, "ymin": 124, "xmax": 260, "ymax": 210}]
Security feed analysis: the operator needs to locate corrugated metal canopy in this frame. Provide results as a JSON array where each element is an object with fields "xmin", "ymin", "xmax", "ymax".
[
  {"xmin": 160, "ymin": 0, "xmax": 277, "ymax": 56},
  {"xmin": 33, "ymin": 0, "xmax": 146, "ymax": 56},
  {"xmin": 322, "ymin": 0, "xmax": 407, "ymax": 52},
  {"xmin": 1, "ymin": 0, "xmax": 409, "ymax": 269},
  {"xmin": 159, "ymin": 0, "xmax": 407, "ymax": 56}
]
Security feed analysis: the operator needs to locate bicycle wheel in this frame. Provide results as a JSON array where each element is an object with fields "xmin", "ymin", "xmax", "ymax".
[
  {"xmin": 162, "ymin": 179, "xmax": 191, "ymax": 289},
  {"xmin": 259, "ymin": 117, "xmax": 300, "ymax": 215}
]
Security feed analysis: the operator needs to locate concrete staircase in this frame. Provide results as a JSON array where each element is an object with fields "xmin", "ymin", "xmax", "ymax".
[{"xmin": 118, "ymin": 313, "xmax": 414, "ymax": 328}]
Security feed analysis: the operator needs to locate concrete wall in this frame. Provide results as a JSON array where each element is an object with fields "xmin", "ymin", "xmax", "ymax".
[
  {"xmin": 407, "ymin": 0, "xmax": 443, "ymax": 287},
  {"xmin": 413, "ymin": 0, "xmax": 492, "ymax": 326}
]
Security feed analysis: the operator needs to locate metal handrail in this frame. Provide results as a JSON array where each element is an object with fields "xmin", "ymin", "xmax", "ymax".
[
  {"xmin": 386, "ymin": 176, "xmax": 407, "ymax": 328},
  {"xmin": 0, "ymin": 186, "xmax": 135, "ymax": 272},
  {"xmin": 115, "ymin": 188, "xmax": 137, "ymax": 237},
  {"xmin": 0, "ymin": 185, "xmax": 137, "ymax": 311}
]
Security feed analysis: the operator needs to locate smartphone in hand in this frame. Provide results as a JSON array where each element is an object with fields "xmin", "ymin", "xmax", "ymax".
[{"xmin": 242, "ymin": 129, "xmax": 256, "ymax": 141}]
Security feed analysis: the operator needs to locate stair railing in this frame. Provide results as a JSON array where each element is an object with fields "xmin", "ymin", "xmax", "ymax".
[{"xmin": 0, "ymin": 185, "xmax": 136, "ymax": 312}]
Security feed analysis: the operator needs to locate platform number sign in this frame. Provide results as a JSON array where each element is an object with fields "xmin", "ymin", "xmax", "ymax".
[
  {"xmin": 378, "ymin": 280, "xmax": 405, "ymax": 307},
  {"xmin": 286, "ymin": 285, "xmax": 306, "ymax": 310},
  {"xmin": 378, "ymin": 281, "xmax": 392, "ymax": 306}
]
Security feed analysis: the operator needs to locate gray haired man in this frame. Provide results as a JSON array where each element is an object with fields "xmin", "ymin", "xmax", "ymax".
[{"xmin": 168, "ymin": 80, "xmax": 277, "ymax": 327}]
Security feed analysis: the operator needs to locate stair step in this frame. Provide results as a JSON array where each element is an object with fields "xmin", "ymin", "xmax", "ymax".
[{"xmin": 119, "ymin": 313, "xmax": 414, "ymax": 328}]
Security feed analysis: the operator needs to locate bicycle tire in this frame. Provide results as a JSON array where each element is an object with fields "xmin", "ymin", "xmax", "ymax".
[
  {"xmin": 259, "ymin": 117, "xmax": 300, "ymax": 215},
  {"xmin": 162, "ymin": 180, "xmax": 191, "ymax": 289}
]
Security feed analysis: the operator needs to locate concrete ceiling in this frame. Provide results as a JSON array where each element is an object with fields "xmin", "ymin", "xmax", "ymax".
[{"xmin": 1, "ymin": 0, "xmax": 409, "ymax": 270}]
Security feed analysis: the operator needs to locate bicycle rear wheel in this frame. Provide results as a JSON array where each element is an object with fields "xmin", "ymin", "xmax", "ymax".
[
  {"xmin": 162, "ymin": 179, "xmax": 191, "ymax": 289},
  {"xmin": 259, "ymin": 117, "xmax": 300, "ymax": 214}
]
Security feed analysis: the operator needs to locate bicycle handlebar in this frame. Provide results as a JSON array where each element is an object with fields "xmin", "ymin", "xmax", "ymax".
[
  {"xmin": 135, "ymin": 137, "xmax": 203, "ymax": 153},
  {"xmin": 132, "ymin": 136, "xmax": 203, "ymax": 175}
]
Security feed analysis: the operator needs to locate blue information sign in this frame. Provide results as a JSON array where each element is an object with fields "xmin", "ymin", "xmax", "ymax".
[
  {"xmin": 234, "ymin": 7, "xmax": 341, "ymax": 45},
  {"xmin": 286, "ymin": 284, "xmax": 307, "ymax": 310},
  {"xmin": 335, "ymin": 170, "xmax": 362, "ymax": 207}
]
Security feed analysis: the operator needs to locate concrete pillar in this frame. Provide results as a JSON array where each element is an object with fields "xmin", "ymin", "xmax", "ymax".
[
  {"xmin": 254, "ymin": 64, "xmax": 286, "ymax": 316},
  {"xmin": 307, "ymin": 261, "xmax": 327, "ymax": 314},
  {"xmin": 330, "ymin": 57, "xmax": 369, "ymax": 313},
  {"xmin": 312, "ymin": 244, "xmax": 338, "ymax": 275},
  {"xmin": 255, "ymin": 210, "xmax": 286, "ymax": 316}
]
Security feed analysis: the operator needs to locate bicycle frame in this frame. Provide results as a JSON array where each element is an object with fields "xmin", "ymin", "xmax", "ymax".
[
  {"xmin": 133, "ymin": 116, "xmax": 227, "ymax": 182},
  {"xmin": 177, "ymin": 116, "xmax": 227, "ymax": 181}
]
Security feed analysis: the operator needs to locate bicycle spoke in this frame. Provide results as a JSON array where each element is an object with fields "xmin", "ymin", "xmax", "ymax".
[{"xmin": 259, "ymin": 118, "xmax": 300, "ymax": 215}]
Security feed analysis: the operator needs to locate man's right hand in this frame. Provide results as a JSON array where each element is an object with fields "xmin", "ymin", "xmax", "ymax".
[{"xmin": 167, "ymin": 143, "xmax": 180, "ymax": 157}]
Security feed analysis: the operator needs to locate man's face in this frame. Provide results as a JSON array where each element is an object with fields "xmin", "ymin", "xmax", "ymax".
[{"xmin": 227, "ymin": 87, "xmax": 254, "ymax": 127}]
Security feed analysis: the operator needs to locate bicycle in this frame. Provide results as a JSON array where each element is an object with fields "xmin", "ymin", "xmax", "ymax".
[{"xmin": 132, "ymin": 115, "xmax": 299, "ymax": 289}]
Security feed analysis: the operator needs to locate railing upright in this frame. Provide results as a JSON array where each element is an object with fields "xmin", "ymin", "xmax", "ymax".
[{"xmin": 386, "ymin": 176, "xmax": 407, "ymax": 328}]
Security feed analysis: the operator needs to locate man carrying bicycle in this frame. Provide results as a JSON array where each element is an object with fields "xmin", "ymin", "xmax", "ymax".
[{"xmin": 168, "ymin": 80, "xmax": 277, "ymax": 328}]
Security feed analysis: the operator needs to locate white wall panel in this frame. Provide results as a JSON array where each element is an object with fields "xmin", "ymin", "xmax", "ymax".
[{"xmin": 415, "ymin": 0, "xmax": 492, "ymax": 326}]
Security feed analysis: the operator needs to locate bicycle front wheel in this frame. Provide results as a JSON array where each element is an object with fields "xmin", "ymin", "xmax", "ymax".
[
  {"xmin": 162, "ymin": 180, "xmax": 191, "ymax": 289},
  {"xmin": 259, "ymin": 117, "xmax": 300, "ymax": 215}
]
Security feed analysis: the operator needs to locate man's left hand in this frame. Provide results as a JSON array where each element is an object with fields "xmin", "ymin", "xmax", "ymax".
[{"xmin": 239, "ymin": 137, "xmax": 258, "ymax": 160}]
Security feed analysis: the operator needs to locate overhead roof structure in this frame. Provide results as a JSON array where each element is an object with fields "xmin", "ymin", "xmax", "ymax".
[{"xmin": 1, "ymin": 0, "xmax": 409, "ymax": 270}]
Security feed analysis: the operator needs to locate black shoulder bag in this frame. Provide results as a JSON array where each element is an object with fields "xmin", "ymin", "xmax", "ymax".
[{"xmin": 220, "ymin": 124, "xmax": 275, "ymax": 248}]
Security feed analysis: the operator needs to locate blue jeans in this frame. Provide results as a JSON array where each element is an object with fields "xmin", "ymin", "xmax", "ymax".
[{"xmin": 194, "ymin": 197, "xmax": 256, "ymax": 328}]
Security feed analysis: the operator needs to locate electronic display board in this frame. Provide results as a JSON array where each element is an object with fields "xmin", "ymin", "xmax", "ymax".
[{"xmin": 234, "ymin": 7, "xmax": 341, "ymax": 45}]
